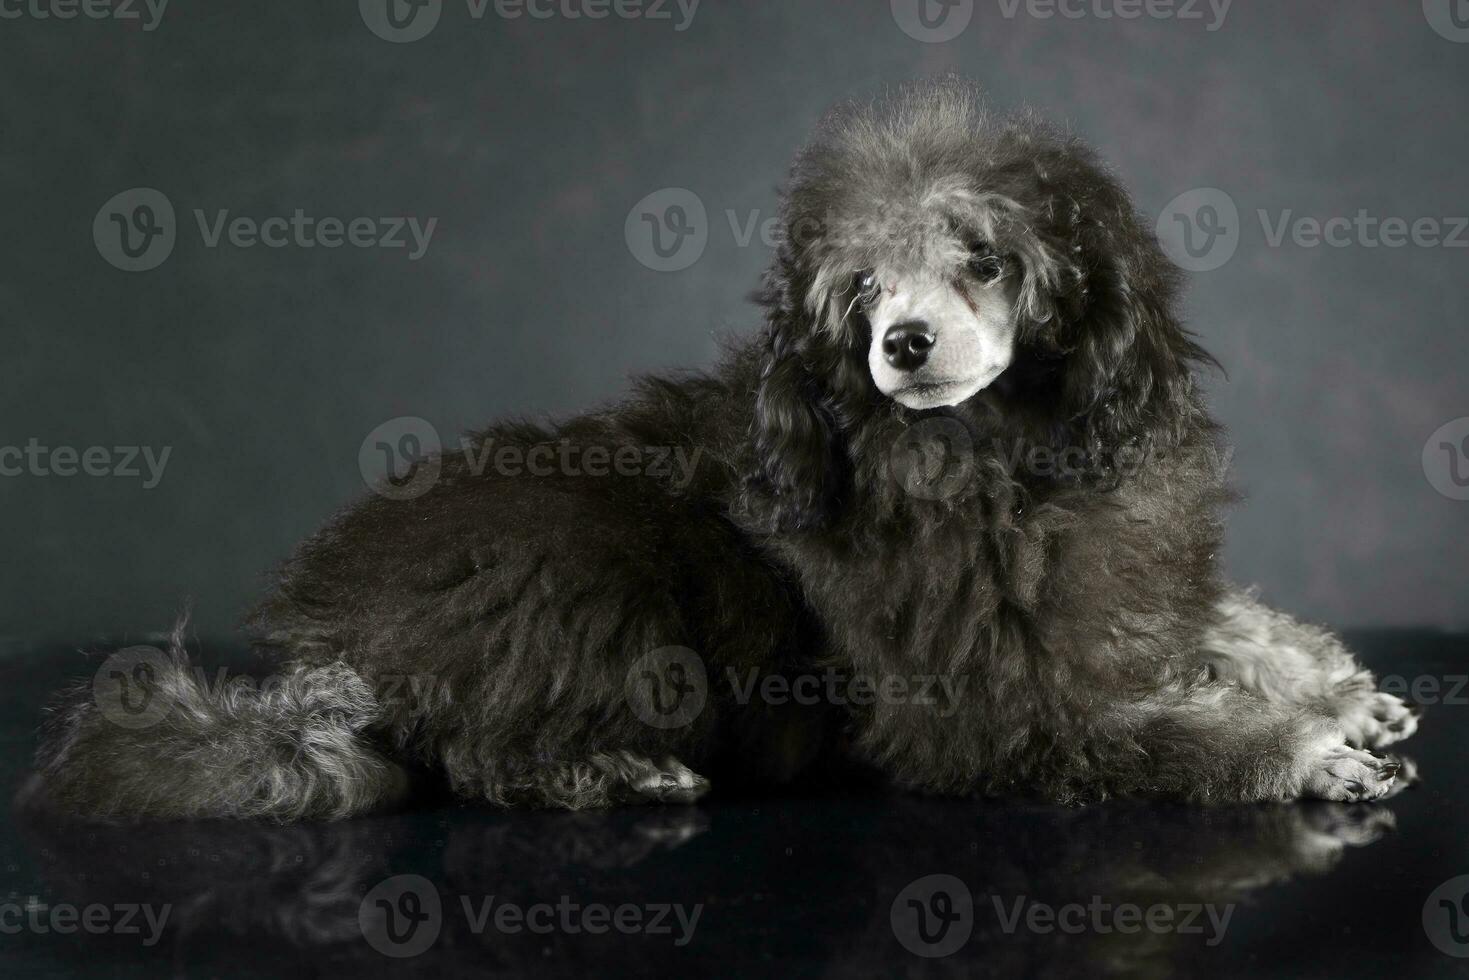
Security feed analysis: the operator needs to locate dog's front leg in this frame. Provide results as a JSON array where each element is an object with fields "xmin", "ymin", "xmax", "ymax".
[
  {"xmin": 1109, "ymin": 680, "xmax": 1409, "ymax": 804},
  {"xmin": 1200, "ymin": 590, "xmax": 1420, "ymax": 749}
]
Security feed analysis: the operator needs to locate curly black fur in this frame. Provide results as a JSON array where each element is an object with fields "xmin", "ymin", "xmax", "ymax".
[{"xmin": 30, "ymin": 80, "xmax": 1418, "ymax": 820}]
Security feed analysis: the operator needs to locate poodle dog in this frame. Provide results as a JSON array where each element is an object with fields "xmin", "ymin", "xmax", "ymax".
[{"xmin": 31, "ymin": 81, "xmax": 1419, "ymax": 821}]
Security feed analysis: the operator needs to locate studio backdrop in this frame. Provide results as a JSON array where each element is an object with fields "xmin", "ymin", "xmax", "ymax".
[{"xmin": 2, "ymin": 0, "xmax": 1466, "ymax": 638}]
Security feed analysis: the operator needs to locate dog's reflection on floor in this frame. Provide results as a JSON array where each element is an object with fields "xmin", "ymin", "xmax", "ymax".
[
  {"xmin": 844, "ymin": 798, "xmax": 1398, "ymax": 978},
  {"xmin": 14, "ymin": 798, "xmax": 1393, "ymax": 975},
  {"xmin": 14, "ymin": 804, "xmax": 714, "ymax": 964}
]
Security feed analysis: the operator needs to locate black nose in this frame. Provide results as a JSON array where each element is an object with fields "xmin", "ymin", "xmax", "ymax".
[{"xmin": 882, "ymin": 321, "xmax": 935, "ymax": 371}]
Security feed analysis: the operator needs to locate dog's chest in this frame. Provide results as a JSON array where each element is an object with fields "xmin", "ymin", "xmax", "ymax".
[{"xmin": 782, "ymin": 495, "xmax": 1082, "ymax": 674}]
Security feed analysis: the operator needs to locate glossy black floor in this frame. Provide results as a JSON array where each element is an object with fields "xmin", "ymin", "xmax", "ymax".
[{"xmin": 2, "ymin": 632, "xmax": 1467, "ymax": 978}]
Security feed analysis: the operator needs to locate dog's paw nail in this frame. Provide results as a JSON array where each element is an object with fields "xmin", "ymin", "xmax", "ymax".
[{"xmin": 1303, "ymin": 744, "xmax": 1402, "ymax": 802}]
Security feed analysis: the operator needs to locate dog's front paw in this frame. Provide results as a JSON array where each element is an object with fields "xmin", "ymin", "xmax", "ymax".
[
  {"xmin": 629, "ymin": 757, "xmax": 710, "ymax": 805},
  {"xmin": 1336, "ymin": 691, "xmax": 1420, "ymax": 749},
  {"xmin": 1301, "ymin": 744, "xmax": 1402, "ymax": 802}
]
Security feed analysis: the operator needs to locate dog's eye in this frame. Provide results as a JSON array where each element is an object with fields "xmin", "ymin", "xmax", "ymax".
[
  {"xmin": 853, "ymin": 270, "xmax": 881, "ymax": 306},
  {"xmin": 967, "ymin": 241, "xmax": 1006, "ymax": 283}
]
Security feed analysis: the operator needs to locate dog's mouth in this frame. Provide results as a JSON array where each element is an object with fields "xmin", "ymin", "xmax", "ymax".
[
  {"xmin": 898, "ymin": 379, "xmax": 967, "ymax": 396},
  {"xmin": 895, "ymin": 380, "xmax": 968, "ymax": 400},
  {"xmin": 891, "ymin": 373, "xmax": 1001, "ymax": 409}
]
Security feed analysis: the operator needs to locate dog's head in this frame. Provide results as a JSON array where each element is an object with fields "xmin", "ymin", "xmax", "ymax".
[{"xmin": 742, "ymin": 81, "xmax": 1211, "ymax": 532}]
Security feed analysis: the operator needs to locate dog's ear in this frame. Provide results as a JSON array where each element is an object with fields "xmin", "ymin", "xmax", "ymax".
[
  {"xmin": 740, "ymin": 281, "xmax": 850, "ymax": 534},
  {"xmin": 1017, "ymin": 152, "xmax": 1212, "ymax": 455},
  {"xmin": 1057, "ymin": 247, "xmax": 1201, "ymax": 452}
]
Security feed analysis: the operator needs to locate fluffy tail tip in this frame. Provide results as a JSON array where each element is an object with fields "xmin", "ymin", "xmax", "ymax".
[{"xmin": 25, "ymin": 628, "xmax": 407, "ymax": 822}]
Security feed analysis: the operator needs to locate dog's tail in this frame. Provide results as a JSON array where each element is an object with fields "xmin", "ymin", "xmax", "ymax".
[{"xmin": 25, "ymin": 623, "xmax": 407, "ymax": 822}]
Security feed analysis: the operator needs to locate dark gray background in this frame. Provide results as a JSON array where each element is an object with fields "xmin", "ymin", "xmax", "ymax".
[{"xmin": 2, "ymin": 0, "xmax": 1466, "ymax": 639}]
